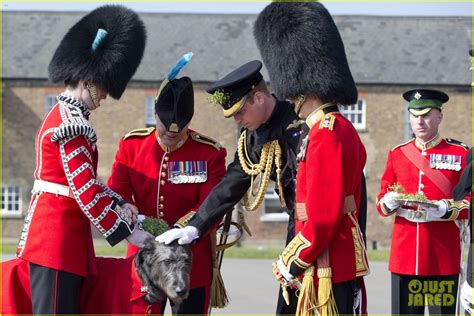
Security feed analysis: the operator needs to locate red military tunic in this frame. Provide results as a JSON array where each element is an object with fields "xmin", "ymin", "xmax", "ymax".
[
  {"xmin": 2, "ymin": 257, "xmax": 161, "ymax": 315},
  {"xmin": 107, "ymin": 127, "xmax": 226, "ymax": 289},
  {"xmin": 17, "ymin": 94, "xmax": 134, "ymax": 277},
  {"xmin": 280, "ymin": 104, "xmax": 369, "ymax": 283},
  {"xmin": 377, "ymin": 135, "xmax": 470, "ymax": 276}
]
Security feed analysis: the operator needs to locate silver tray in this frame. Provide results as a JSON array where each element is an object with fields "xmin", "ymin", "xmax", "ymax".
[{"xmin": 394, "ymin": 198, "xmax": 437, "ymax": 208}]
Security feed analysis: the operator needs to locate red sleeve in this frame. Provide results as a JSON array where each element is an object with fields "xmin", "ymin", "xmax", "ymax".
[
  {"xmin": 107, "ymin": 138, "xmax": 134, "ymax": 203},
  {"xmin": 59, "ymin": 136, "xmax": 134, "ymax": 246},
  {"xmin": 376, "ymin": 150, "xmax": 398, "ymax": 217},
  {"xmin": 297, "ymin": 131, "xmax": 345, "ymax": 265}
]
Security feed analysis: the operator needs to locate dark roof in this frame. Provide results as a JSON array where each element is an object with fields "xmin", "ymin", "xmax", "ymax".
[{"xmin": 3, "ymin": 11, "xmax": 472, "ymax": 85}]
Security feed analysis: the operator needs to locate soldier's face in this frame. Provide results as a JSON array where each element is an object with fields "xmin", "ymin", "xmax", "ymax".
[
  {"xmin": 410, "ymin": 109, "xmax": 443, "ymax": 142},
  {"xmin": 233, "ymin": 92, "xmax": 267, "ymax": 131},
  {"xmin": 155, "ymin": 114, "xmax": 189, "ymax": 147}
]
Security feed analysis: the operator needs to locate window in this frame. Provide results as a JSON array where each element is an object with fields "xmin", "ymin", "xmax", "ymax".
[
  {"xmin": 403, "ymin": 102, "xmax": 415, "ymax": 141},
  {"xmin": 2, "ymin": 185, "xmax": 22, "ymax": 217},
  {"xmin": 145, "ymin": 96, "xmax": 156, "ymax": 127},
  {"xmin": 44, "ymin": 94, "xmax": 57, "ymax": 115},
  {"xmin": 339, "ymin": 99, "xmax": 366, "ymax": 130},
  {"xmin": 260, "ymin": 181, "xmax": 289, "ymax": 222}
]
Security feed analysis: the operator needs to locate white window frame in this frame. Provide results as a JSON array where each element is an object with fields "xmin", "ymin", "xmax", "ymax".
[
  {"xmin": 2, "ymin": 185, "xmax": 22, "ymax": 217},
  {"xmin": 145, "ymin": 96, "xmax": 156, "ymax": 127},
  {"xmin": 404, "ymin": 102, "xmax": 415, "ymax": 141},
  {"xmin": 260, "ymin": 182, "xmax": 289, "ymax": 222},
  {"xmin": 44, "ymin": 94, "xmax": 57, "ymax": 115},
  {"xmin": 339, "ymin": 99, "xmax": 366, "ymax": 131}
]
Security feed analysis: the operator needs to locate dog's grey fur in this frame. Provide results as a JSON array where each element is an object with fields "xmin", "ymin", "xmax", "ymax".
[{"xmin": 135, "ymin": 240, "xmax": 192, "ymax": 305}]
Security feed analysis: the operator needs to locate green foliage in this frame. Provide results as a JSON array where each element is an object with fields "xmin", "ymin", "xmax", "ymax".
[
  {"xmin": 388, "ymin": 183, "xmax": 404, "ymax": 193},
  {"xmin": 388, "ymin": 182, "xmax": 433, "ymax": 203},
  {"xmin": 141, "ymin": 217, "xmax": 169, "ymax": 237},
  {"xmin": 397, "ymin": 193, "xmax": 432, "ymax": 203},
  {"xmin": 207, "ymin": 90, "xmax": 230, "ymax": 107}
]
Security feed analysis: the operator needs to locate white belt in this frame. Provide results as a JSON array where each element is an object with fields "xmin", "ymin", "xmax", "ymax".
[
  {"xmin": 33, "ymin": 180, "xmax": 74, "ymax": 198},
  {"xmin": 396, "ymin": 208, "xmax": 430, "ymax": 223}
]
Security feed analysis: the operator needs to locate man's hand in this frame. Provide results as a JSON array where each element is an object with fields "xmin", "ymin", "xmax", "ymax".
[
  {"xmin": 156, "ymin": 226, "xmax": 199, "ymax": 245},
  {"xmin": 121, "ymin": 203, "xmax": 139, "ymax": 224},
  {"xmin": 461, "ymin": 281, "xmax": 473, "ymax": 314},
  {"xmin": 382, "ymin": 191, "xmax": 401, "ymax": 210},
  {"xmin": 423, "ymin": 200, "xmax": 448, "ymax": 221},
  {"xmin": 272, "ymin": 257, "xmax": 294, "ymax": 284},
  {"xmin": 126, "ymin": 227, "xmax": 154, "ymax": 248}
]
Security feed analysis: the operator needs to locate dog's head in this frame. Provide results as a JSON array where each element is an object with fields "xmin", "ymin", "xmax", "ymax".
[{"xmin": 135, "ymin": 240, "xmax": 192, "ymax": 305}]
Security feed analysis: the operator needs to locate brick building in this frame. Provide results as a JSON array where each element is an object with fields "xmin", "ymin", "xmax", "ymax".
[{"xmin": 3, "ymin": 11, "xmax": 472, "ymax": 248}]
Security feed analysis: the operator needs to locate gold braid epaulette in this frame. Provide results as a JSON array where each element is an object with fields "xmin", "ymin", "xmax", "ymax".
[
  {"xmin": 123, "ymin": 127, "xmax": 156, "ymax": 140},
  {"xmin": 190, "ymin": 131, "xmax": 222, "ymax": 150},
  {"xmin": 237, "ymin": 130, "xmax": 284, "ymax": 211}
]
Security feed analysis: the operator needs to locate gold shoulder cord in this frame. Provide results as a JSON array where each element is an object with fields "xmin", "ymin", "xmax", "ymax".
[{"xmin": 237, "ymin": 130, "xmax": 285, "ymax": 211}]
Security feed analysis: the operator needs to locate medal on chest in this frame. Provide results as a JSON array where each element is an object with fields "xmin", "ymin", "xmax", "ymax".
[
  {"xmin": 167, "ymin": 161, "xmax": 208, "ymax": 184},
  {"xmin": 429, "ymin": 153, "xmax": 462, "ymax": 171}
]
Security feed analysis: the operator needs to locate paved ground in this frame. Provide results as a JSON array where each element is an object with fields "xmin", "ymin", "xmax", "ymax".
[{"xmin": 217, "ymin": 259, "xmax": 391, "ymax": 315}]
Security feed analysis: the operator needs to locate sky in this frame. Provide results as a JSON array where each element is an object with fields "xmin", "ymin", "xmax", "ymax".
[{"xmin": 2, "ymin": 1, "xmax": 472, "ymax": 16}]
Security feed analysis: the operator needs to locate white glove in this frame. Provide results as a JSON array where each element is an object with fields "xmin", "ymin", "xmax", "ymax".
[
  {"xmin": 382, "ymin": 191, "xmax": 401, "ymax": 210},
  {"xmin": 137, "ymin": 214, "xmax": 146, "ymax": 224},
  {"xmin": 126, "ymin": 227, "xmax": 154, "ymax": 248},
  {"xmin": 424, "ymin": 200, "xmax": 448, "ymax": 221},
  {"xmin": 461, "ymin": 281, "xmax": 473, "ymax": 314},
  {"xmin": 276, "ymin": 257, "xmax": 294, "ymax": 282},
  {"xmin": 155, "ymin": 226, "xmax": 199, "ymax": 245}
]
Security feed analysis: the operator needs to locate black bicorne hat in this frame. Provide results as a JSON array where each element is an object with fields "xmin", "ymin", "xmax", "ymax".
[
  {"xmin": 48, "ymin": 5, "xmax": 146, "ymax": 99},
  {"xmin": 254, "ymin": 2, "xmax": 357, "ymax": 105},
  {"xmin": 206, "ymin": 60, "xmax": 263, "ymax": 118},
  {"xmin": 155, "ymin": 53, "xmax": 194, "ymax": 133}
]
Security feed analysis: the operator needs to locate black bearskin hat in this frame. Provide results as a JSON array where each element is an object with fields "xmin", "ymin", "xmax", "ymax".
[
  {"xmin": 48, "ymin": 5, "xmax": 146, "ymax": 99},
  {"xmin": 254, "ymin": 2, "xmax": 357, "ymax": 105}
]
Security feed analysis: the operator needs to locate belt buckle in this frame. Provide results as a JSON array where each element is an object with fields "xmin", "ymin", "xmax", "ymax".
[{"xmin": 408, "ymin": 210, "xmax": 427, "ymax": 222}]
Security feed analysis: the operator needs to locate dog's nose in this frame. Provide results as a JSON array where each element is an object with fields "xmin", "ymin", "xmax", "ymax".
[{"xmin": 175, "ymin": 288, "xmax": 187, "ymax": 296}]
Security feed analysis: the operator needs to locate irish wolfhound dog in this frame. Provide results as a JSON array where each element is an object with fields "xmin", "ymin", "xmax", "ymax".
[
  {"xmin": 135, "ymin": 240, "xmax": 192, "ymax": 305},
  {"xmin": 2, "ymin": 240, "xmax": 192, "ymax": 314}
]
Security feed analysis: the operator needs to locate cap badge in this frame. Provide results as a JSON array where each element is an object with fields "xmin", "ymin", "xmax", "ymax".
[
  {"xmin": 169, "ymin": 123, "xmax": 179, "ymax": 133},
  {"xmin": 414, "ymin": 92, "xmax": 422, "ymax": 100}
]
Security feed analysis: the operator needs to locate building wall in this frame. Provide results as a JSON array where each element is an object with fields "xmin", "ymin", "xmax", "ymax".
[{"xmin": 2, "ymin": 81, "xmax": 472, "ymax": 249}]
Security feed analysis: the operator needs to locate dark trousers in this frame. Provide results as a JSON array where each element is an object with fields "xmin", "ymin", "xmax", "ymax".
[
  {"xmin": 276, "ymin": 277, "xmax": 356, "ymax": 315},
  {"xmin": 391, "ymin": 273, "xmax": 459, "ymax": 315},
  {"xmin": 159, "ymin": 286, "xmax": 209, "ymax": 315},
  {"xmin": 333, "ymin": 279, "xmax": 357, "ymax": 315},
  {"xmin": 29, "ymin": 262, "xmax": 83, "ymax": 314}
]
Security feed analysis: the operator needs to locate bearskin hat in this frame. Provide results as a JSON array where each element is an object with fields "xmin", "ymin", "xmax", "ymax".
[
  {"xmin": 48, "ymin": 5, "xmax": 146, "ymax": 99},
  {"xmin": 254, "ymin": 2, "xmax": 357, "ymax": 105}
]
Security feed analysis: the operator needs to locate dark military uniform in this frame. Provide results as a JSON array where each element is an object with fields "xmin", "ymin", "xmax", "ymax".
[
  {"xmin": 185, "ymin": 61, "xmax": 304, "ymax": 313},
  {"xmin": 187, "ymin": 100, "xmax": 302, "ymax": 234}
]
